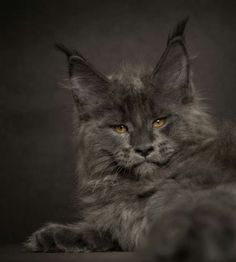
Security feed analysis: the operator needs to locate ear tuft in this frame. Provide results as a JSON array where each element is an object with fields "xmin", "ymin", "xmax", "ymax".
[
  {"xmin": 55, "ymin": 43, "xmax": 87, "ymax": 61},
  {"xmin": 151, "ymin": 18, "xmax": 192, "ymax": 104},
  {"xmin": 55, "ymin": 43, "xmax": 73, "ymax": 57},
  {"xmin": 56, "ymin": 43, "xmax": 110, "ymax": 112},
  {"xmin": 167, "ymin": 17, "xmax": 189, "ymax": 45}
]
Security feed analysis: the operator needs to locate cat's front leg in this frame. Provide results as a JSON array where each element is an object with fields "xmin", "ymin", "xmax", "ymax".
[{"xmin": 25, "ymin": 223, "xmax": 119, "ymax": 252}]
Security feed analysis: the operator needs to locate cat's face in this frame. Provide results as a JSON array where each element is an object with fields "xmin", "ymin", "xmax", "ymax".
[
  {"xmin": 60, "ymin": 19, "xmax": 210, "ymax": 178},
  {"xmin": 80, "ymin": 80, "xmax": 183, "ymax": 177}
]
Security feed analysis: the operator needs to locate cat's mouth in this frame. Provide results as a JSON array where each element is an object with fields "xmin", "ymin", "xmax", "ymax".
[
  {"xmin": 110, "ymin": 152, "xmax": 176, "ymax": 178},
  {"xmin": 146, "ymin": 148, "xmax": 179, "ymax": 168},
  {"xmin": 146, "ymin": 159, "xmax": 170, "ymax": 167},
  {"xmin": 112, "ymin": 159, "xmax": 170, "ymax": 179},
  {"xmin": 132, "ymin": 151, "xmax": 178, "ymax": 171},
  {"xmin": 126, "ymin": 159, "xmax": 171, "ymax": 175},
  {"xmin": 134, "ymin": 157, "xmax": 172, "ymax": 167}
]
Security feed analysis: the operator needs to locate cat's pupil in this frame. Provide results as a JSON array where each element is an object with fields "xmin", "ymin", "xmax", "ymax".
[
  {"xmin": 114, "ymin": 125, "xmax": 128, "ymax": 134},
  {"xmin": 153, "ymin": 118, "xmax": 166, "ymax": 128}
]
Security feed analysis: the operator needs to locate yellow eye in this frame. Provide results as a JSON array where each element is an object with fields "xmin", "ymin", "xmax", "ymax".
[
  {"xmin": 113, "ymin": 125, "xmax": 128, "ymax": 134},
  {"xmin": 152, "ymin": 118, "xmax": 166, "ymax": 128}
]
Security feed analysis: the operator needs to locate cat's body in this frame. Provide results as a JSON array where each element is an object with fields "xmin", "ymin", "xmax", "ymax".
[{"xmin": 26, "ymin": 20, "xmax": 236, "ymax": 261}]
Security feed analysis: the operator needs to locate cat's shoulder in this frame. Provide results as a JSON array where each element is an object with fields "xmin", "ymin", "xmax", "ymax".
[
  {"xmin": 213, "ymin": 121, "xmax": 236, "ymax": 166},
  {"xmin": 215, "ymin": 121, "xmax": 236, "ymax": 145}
]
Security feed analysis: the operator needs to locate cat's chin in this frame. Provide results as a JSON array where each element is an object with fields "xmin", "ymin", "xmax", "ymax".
[{"xmin": 133, "ymin": 161, "xmax": 158, "ymax": 176}]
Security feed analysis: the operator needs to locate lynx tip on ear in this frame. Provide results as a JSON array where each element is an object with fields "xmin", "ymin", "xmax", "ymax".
[
  {"xmin": 55, "ymin": 43, "xmax": 73, "ymax": 57},
  {"xmin": 55, "ymin": 43, "xmax": 86, "ymax": 61},
  {"xmin": 167, "ymin": 17, "xmax": 189, "ymax": 45}
]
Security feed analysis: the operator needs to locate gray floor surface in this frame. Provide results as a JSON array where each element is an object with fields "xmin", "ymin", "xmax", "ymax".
[{"xmin": 0, "ymin": 245, "xmax": 143, "ymax": 262}]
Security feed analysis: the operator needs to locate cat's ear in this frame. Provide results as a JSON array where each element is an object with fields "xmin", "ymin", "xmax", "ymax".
[
  {"xmin": 56, "ymin": 43, "xmax": 110, "ymax": 108},
  {"xmin": 151, "ymin": 18, "xmax": 192, "ymax": 104}
]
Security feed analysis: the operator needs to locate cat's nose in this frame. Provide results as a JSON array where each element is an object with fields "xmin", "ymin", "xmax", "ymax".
[{"xmin": 134, "ymin": 145, "xmax": 154, "ymax": 157}]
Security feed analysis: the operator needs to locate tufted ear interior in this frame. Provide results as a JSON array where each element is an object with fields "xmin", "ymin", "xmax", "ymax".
[
  {"xmin": 151, "ymin": 18, "xmax": 192, "ymax": 104},
  {"xmin": 56, "ymin": 43, "xmax": 110, "ymax": 109}
]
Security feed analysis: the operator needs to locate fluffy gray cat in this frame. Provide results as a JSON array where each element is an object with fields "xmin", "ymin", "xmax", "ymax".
[{"xmin": 25, "ymin": 19, "xmax": 236, "ymax": 261}]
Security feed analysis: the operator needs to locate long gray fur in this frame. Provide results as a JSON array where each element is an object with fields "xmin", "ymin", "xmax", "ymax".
[{"xmin": 25, "ymin": 19, "xmax": 236, "ymax": 262}]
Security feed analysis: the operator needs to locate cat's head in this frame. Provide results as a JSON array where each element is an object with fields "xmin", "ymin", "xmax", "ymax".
[{"xmin": 58, "ymin": 19, "xmax": 214, "ymax": 179}]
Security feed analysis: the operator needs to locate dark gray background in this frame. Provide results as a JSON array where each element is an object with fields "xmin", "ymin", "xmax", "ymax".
[{"xmin": 0, "ymin": 0, "xmax": 235, "ymax": 245}]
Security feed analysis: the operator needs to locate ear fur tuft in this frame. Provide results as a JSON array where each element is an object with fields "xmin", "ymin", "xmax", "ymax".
[
  {"xmin": 167, "ymin": 17, "xmax": 189, "ymax": 45},
  {"xmin": 151, "ymin": 18, "xmax": 192, "ymax": 104},
  {"xmin": 55, "ymin": 43, "xmax": 86, "ymax": 61}
]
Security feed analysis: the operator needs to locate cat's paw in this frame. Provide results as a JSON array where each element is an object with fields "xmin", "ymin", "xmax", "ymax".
[
  {"xmin": 24, "ymin": 224, "xmax": 88, "ymax": 252},
  {"xmin": 25, "ymin": 224, "xmax": 60, "ymax": 252},
  {"xmin": 25, "ymin": 224, "xmax": 67, "ymax": 252},
  {"xmin": 147, "ymin": 207, "xmax": 236, "ymax": 262}
]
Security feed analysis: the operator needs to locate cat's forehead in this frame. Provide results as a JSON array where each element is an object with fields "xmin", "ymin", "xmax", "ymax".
[
  {"xmin": 110, "ymin": 75, "xmax": 144, "ymax": 90},
  {"xmin": 105, "ymin": 81, "xmax": 167, "ymax": 123},
  {"xmin": 108, "ymin": 65, "xmax": 151, "ymax": 90},
  {"xmin": 110, "ymin": 76, "xmax": 150, "ymax": 107},
  {"xmin": 104, "ymin": 66, "xmax": 171, "ymax": 120}
]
